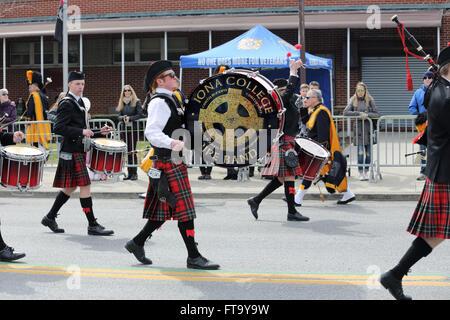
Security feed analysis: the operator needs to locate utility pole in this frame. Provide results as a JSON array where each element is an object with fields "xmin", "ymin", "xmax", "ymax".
[
  {"xmin": 62, "ymin": 0, "xmax": 68, "ymax": 92},
  {"xmin": 298, "ymin": 0, "xmax": 306, "ymax": 81}
]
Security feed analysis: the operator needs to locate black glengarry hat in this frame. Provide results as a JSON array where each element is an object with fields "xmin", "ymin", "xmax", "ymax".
[
  {"xmin": 68, "ymin": 71, "xmax": 85, "ymax": 82},
  {"xmin": 144, "ymin": 60, "xmax": 173, "ymax": 92}
]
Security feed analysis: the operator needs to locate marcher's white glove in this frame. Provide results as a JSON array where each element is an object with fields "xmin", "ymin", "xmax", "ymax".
[{"xmin": 359, "ymin": 112, "xmax": 369, "ymax": 120}]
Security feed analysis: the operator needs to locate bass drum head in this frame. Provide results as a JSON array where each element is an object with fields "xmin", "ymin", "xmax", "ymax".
[
  {"xmin": 295, "ymin": 137, "xmax": 330, "ymax": 159},
  {"xmin": 185, "ymin": 69, "xmax": 283, "ymax": 167}
]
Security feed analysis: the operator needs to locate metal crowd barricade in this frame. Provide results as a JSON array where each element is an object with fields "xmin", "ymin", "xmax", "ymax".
[
  {"xmin": 116, "ymin": 118, "xmax": 150, "ymax": 168},
  {"xmin": 375, "ymin": 115, "xmax": 421, "ymax": 181},
  {"xmin": 333, "ymin": 116, "xmax": 376, "ymax": 182}
]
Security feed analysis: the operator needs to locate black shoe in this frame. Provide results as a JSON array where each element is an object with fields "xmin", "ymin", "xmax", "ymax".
[
  {"xmin": 337, "ymin": 196, "xmax": 356, "ymax": 205},
  {"xmin": 88, "ymin": 223, "xmax": 114, "ymax": 236},
  {"xmin": 125, "ymin": 240, "xmax": 152, "ymax": 265},
  {"xmin": 282, "ymin": 196, "xmax": 302, "ymax": 207},
  {"xmin": 41, "ymin": 216, "xmax": 65, "ymax": 233},
  {"xmin": 380, "ymin": 271, "xmax": 412, "ymax": 300},
  {"xmin": 130, "ymin": 174, "xmax": 138, "ymax": 181},
  {"xmin": 0, "ymin": 246, "xmax": 26, "ymax": 262},
  {"xmin": 203, "ymin": 175, "xmax": 211, "ymax": 180},
  {"xmin": 187, "ymin": 255, "xmax": 220, "ymax": 270},
  {"xmin": 123, "ymin": 175, "xmax": 132, "ymax": 181},
  {"xmin": 287, "ymin": 211, "xmax": 310, "ymax": 221},
  {"xmin": 247, "ymin": 198, "xmax": 259, "ymax": 219}
]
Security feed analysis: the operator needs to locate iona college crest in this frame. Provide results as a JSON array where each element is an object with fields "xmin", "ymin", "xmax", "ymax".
[{"xmin": 237, "ymin": 38, "xmax": 263, "ymax": 50}]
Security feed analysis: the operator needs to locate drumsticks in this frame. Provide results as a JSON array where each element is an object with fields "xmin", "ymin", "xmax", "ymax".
[{"xmin": 286, "ymin": 44, "xmax": 306, "ymax": 69}]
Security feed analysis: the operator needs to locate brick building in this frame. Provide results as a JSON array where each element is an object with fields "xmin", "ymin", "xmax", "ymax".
[{"xmin": 0, "ymin": 0, "xmax": 449, "ymax": 115}]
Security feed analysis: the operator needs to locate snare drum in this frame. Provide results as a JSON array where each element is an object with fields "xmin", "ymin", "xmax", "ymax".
[
  {"xmin": 296, "ymin": 137, "xmax": 330, "ymax": 181},
  {"xmin": 0, "ymin": 145, "xmax": 45, "ymax": 191},
  {"xmin": 88, "ymin": 138, "xmax": 127, "ymax": 175}
]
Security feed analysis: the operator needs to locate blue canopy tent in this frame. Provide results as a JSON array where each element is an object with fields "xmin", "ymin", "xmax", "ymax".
[{"xmin": 180, "ymin": 25, "xmax": 334, "ymax": 111}]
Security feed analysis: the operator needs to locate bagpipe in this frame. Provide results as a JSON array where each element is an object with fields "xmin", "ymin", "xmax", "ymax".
[{"xmin": 391, "ymin": 15, "xmax": 440, "ymax": 148}]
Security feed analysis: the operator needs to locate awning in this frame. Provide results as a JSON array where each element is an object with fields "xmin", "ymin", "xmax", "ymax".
[{"xmin": 0, "ymin": 10, "xmax": 443, "ymax": 38}]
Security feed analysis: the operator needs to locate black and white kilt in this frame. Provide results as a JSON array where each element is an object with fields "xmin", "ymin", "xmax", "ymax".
[
  {"xmin": 143, "ymin": 160, "xmax": 196, "ymax": 222},
  {"xmin": 407, "ymin": 178, "xmax": 450, "ymax": 239},
  {"xmin": 53, "ymin": 152, "xmax": 91, "ymax": 188},
  {"xmin": 261, "ymin": 135, "xmax": 303, "ymax": 177}
]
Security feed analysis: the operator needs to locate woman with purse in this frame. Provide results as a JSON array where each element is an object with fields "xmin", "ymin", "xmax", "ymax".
[{"xmin": 343, "ymin": 82, "xmax": 380, "ymax": 181}]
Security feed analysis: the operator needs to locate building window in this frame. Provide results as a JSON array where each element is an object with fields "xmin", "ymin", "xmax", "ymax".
[
  {"xmin": 10, "ymin": 42, "xmax": 30, "ymax": 65},
  {"xmin": 33, "ymin": 41, "xmax": 54, "ymax": 64},
  {"xmin": 167, "ymin": 37, "xmax": 189, "ymax": 61},
  {"xmin": 58, "ymin": 40, "xmax": 80, "ymax": 64},
  {"xmin": 84, "ymin": 38, "xmax": 112, "ymax": 66},
  {"xmin": 113, "ymin": 38, "xmax": 136, "ymax": 63},
  {"xmin": 140, "ymin": 38, "xmax": 161, "ymax": 62}
]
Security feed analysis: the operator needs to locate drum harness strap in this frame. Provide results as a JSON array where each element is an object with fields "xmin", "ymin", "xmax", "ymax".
[{"xmin": 58, "ymin": 96, "xmax": 91, "ymax": 169}]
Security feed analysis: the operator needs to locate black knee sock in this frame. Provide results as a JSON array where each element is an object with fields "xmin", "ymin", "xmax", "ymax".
[
  {"xmin": 80, "ymin": 197, "xmax": 97, "ymax": 227},
  {"xmin": 284, "ymin": 181, "xmax": 297, "ymax": 214},
  {"xmin": 254, "ymin": 178, "xmax": 282, "ymax": 203},
  {"xmin": 133, "ymin": 220, "xmax": 165, "ymax": 246},
  {"xmin": 0, "ymin": 228, "xmax": 6, "ymax": 250},
  {"xmin": 178, "ymin": 220, "xmax": 200, "ymax": 259},
  {"xmin": 47, "ymin": 191, "xmax": 70, "ymax": 220},
  {"xmin": 390, "ymin": 237, "xmax": 433, "ymax": 280}
]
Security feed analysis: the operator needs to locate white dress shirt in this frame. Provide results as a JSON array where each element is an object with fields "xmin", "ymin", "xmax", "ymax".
[{"xmin": 145, "ymin": 88, "xmax": 175, "ymax": 149}]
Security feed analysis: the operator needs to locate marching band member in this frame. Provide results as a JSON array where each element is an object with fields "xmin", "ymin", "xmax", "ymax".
[
  {"xmin": 125, "ymin": 60, "xmax": 220, "ymax": 270},
  {"xmin": 379, "ymin": 46, "xmax": 450, "ymax": 300},
  {"xmin": 247, "ymin": 58, "xmax": 310, "ymax": 222},
  {"xmin": 41, "ymin": 71, "xmax": 114, "ymax": 236},
  {"xmin": 0, "ymin": 130, "xmax": 26, "ymax": 261},
  {"xmin": 25, "ymin": 70, "xmax": 52, "ymax": 154},
  {"xmin": 294, "ymin": 88, "xmax": 355, "ymax": 206}
]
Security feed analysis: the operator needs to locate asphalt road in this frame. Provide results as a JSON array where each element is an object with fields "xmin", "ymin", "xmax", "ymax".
[{"xmin": 0, "ymin": 197, "xmax": 449, "ymax": 301}]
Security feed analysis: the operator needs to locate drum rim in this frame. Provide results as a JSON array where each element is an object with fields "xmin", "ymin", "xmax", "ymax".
[
  {"xmin": 91, "ymin": 138, "xmax": 127, "ymax": 151},
  {"xmin": 295, "ymin": 137, "xmax": 330, "ymax": 159},
  {"xmin": 1, "ymin": 145, "xmax": 46, "ymax": 161}
]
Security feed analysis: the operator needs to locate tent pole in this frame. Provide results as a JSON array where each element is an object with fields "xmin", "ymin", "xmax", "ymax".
[
  {"xmin": 179, "ymin": 68, "xmax": 183, "ymax": 91},
  {"xmin": 330, "ymin": 69, "xmax": 334, "ymax": 115},
  {"xmin": 347, "ymin": 28, "xmax": 350, "ymax": 104},
  {"xmin": 209, "ymin": 30, "xmax": 212, "ymax": 77}
]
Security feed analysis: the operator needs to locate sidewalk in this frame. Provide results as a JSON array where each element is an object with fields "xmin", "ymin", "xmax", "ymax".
[{"xmin": 0, "ymin": 165, "xmax": 426, "ymax": 200}]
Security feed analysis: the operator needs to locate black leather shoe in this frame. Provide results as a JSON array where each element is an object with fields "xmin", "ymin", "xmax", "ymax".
[
  {"xmin": 380, "ymin": 271, "xmax": 412, "ymax": 300},
  {"xmin": 41, "ymin": 216, "xmax": 65, "ymax": 233},
  {"xmin": 187, "ymin": 255, "xmax": 220, "ymax": 270},
  {"xmin": 247, "ymin": 198, "xmax": 259, "ymax": 219},
  {"xmin": 130, "ymin": 174, "xmax": 138, "ymax": 181},
  {"xmin": 287, "ymin": 211, "xmax": 310, "ymax": 221},
  {"xmin": 0, "ymin": 246, "xmax": 25, "ymax": 262},
  {"xmin": 282, "ymin": 196, "xmax": 302, "ymax": 207},
  {"xmin": 125, "ymin": 240, "xmax": 152, "ymax": 265},
  {"xmin": 138, "ymin": 193, "xmax": 146, "ymax": 199},
  {"xmin": 88, "ymin": 223, "xmax": 114, "ymax": 236}
]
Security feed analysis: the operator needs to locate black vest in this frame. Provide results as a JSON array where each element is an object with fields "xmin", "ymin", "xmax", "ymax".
[{"xmin": 150, "ymin": 93, "xmax": 184, "ymax": 157}]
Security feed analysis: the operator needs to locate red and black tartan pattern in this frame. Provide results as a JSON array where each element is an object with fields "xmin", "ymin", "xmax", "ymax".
[
  {"xmin": 407, "ymin": 178, "xmax": 450, "ymax": 239},
  {"xmin": 261, "ymin": 135, "xmax": 303, "ymax": 177},
  {"xmin": 53, "ymin": 152, "xmax": 91, "ymax": 188},
  {"xmin": 143, "ymin": 160, "xmax": 196, "ymax": 222}
]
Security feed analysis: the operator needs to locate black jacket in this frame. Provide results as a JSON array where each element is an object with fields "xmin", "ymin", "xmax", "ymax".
[
  {"xmin": 118, "ymin": 99, "xmax": 143, "ymax": 122},
  {"xmin": 424, "ymin": 76, "xmax": 450, "ymax": 182},
  {"xmin": 54, "ymin": 94, "xmax": 102, "ymax": 153},
  {"xmin": 300, "ymin": 104, "xmax": 331, "ymax": 150},
  {"xmin": 0, "ymin": 131, "xmax": 14, "ymax": 146},
  {"xmin": 281, "ymin": 75, "xmax": 300, "ymax": 137}
]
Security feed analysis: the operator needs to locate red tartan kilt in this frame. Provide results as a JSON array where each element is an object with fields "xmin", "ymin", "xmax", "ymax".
[
  {"xmin": 143, "ymin": 160, "xmax": 196, "ymax": 222},
  {"xmin": 53, "ymin": 153, "xmax": 91, "ymax": 188},
  {"xmin": 407, "ymin": 178, "xmax": 450, "ymax": 239},
  {"xmin": 261, "ymin": 135, "xmax": 303, "ymax": 177}
]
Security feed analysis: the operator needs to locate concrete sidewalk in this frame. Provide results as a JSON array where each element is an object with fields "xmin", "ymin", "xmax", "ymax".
[{"xmin": 0, "ymin": 165, "xmax": 426, "ymax": 200}]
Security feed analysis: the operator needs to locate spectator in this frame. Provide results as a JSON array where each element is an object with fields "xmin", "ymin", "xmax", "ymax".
[
  {"xmin": 295, "ymin": 83, "xmax": 310, "ymax": 137},
  {"xmin": 309, "ymin": 81, "xmax": 320, "ymax": 90},
  {"xmin": 343, "ymin": 82, "xmax": 380, "ymax": 181},
  {"xmin": 47, "ymin": 92, "xmax": 66, "ymax": 123},
  {"xmin": 15, "ymin": 97, "xmax": 25, "ymax": 117},
  {"xmin": 117, "ymin": 84, "xmax": 143, "ymax": 181},
  {"xmin": 0, "ymin": 89, "xmax": 17, "ymax": 132},
  {"xmin": 408, "ymin": 70, "xmax": 433, "ymax": 181}
]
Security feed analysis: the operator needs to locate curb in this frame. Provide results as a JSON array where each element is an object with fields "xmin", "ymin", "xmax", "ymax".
[{"xmin": 0, "ymin": 191, "xmax": 420, "ymax": 201}]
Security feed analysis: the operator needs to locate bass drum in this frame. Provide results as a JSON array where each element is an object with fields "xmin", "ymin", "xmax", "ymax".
[{"xmin": 185, "ymin": 69, "xmax": 284, "ymax": 168}]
